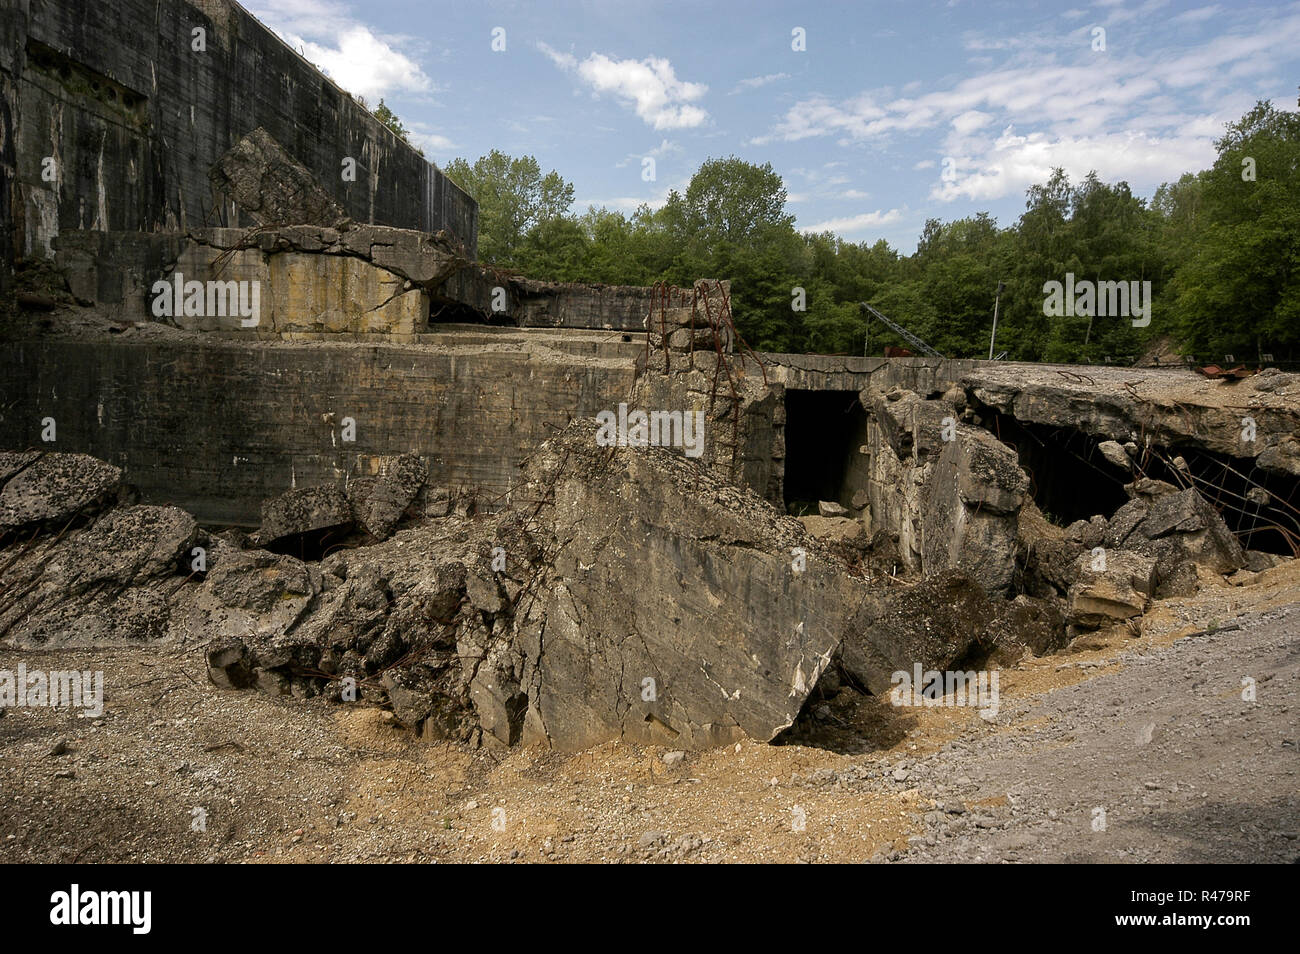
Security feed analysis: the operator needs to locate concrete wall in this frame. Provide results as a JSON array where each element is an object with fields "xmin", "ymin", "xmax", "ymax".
[
  {"xmin": 8, "ymin": 0, "xmax": 476, "ymax": 266},
  {"xmin": 0, "ymin": 1, "xmax": 30, "ymax": 295},
  {"xmin": 0, "ymin": 337, "xmax": 635, "ymax": 525}
]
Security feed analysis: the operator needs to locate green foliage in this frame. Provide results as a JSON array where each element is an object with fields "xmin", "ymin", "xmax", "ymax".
[
  {"xmin": 444, "ymin": 151, "xmax": 576, "ymax": 265},
  {"xmin": 1164, "ymin": 101, "xmax": 1300, "ymax": 360},
  {"xmin": 373, "ymin": 99, "xmax": 423, "ymax": 157},
  {"xmin": 449, "ymin": 101, "xmax": 1299, "ymax": 364}
]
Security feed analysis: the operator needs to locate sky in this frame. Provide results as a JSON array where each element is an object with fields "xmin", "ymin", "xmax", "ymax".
[{"xmin": 242, "ymin": 0, "xmax": 1300, "ymax": 252}]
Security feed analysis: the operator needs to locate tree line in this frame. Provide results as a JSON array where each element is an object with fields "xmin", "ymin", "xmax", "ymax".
[{"xmin": 437, "ymin": 100, "xmax": 1299, "ymax": 365}]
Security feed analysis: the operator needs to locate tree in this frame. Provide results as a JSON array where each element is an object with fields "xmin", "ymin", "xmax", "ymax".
[
  {"xmin": 682, "ymin": 157, "xmax": 794, "ymax": 248},
  {"xmin": 444, "ymin": 151, "xmax": 576, "ymax": 266},
  {"xmin": 514, "ymin": 217, "xmax": 590, "ymax": 283},
  {"xmin": 373, "ymin": 100, "xmax": 423, "ymax": 157},
  {"xmin": 1165, "ymin": 101, "xmax": 1300, "ymax": 361}
]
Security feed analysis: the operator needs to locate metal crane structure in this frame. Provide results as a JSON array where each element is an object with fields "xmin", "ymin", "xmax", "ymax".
[{"xmin": 859, "ymin": 302, "xmax": 944, "ymax": 358}]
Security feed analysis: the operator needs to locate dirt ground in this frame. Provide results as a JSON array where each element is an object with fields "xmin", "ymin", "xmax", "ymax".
[{"xmin": 1, "ymin": 561, "xmax": 1297, "ymax": 864}]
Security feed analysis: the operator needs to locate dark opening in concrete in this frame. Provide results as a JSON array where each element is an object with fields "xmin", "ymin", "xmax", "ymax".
[
  {"xmin": 1142, "ymin": 447, "xmax": 1299, "ymax": 556},
  {"xmin": 979, "ymin": 410, "xmax": 1299, "ymax": 555},
  {"xmin": 263, "ymin": 524, "xmax": 354, "ymax": 562},
  {"xmin": 783, "ymin": 389, "xmax": 868, "ymax": 514},
  {"xmin": 978, "ymin": 413, "xmax": 1131, "ymax": 525}
]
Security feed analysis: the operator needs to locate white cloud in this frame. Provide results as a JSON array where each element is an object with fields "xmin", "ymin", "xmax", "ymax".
[
  {"xmin": 406, "ymin": 123, "xmax": 455, "ymax": 156},
  {"xmin": 800, "ymin": 208, "xmax": 902, "ymax": 234},
  {"xmin": 245, "ymin": 1, "xmax": 434, "ymax": 100},
  {"xmin": 730, "ymin": 72, "xmax": 790, "ymax": 94},
  {"xmin": 928, "ymin": 125, "xmax": 1215, "ymax": 202},
  {"xmin": 537, "ymin": 41, "xmax": 577, "ymax": 70},
  {"xmin": 649, "ymin": 139, "xmax": 683, "ymax": 157},
  {"xmin": 760, "ymin": 11, "xmax": 1300, "ymax": 201},
  {"xmin": 577, "ymin": 195, "xmax": 671, "ymax": 213},
  {"xmin": 539, "ymin": 44, "xmax": 709, "ymax": 129},
  {"xmin": 951, "ymin": 109, "xmax": 993, "ymax": 135},
  {"xmin": 1171, "ymin": 4, "xmax": 1222, "ymax": 24},
  {"xmin": 297, "ymin": 27, "xmax": 433, "ymax": 100}
]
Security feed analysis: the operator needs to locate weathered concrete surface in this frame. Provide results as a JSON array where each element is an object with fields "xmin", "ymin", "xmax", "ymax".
[
  {"xmin": 48, "ymin": 227, "xmax": 716, "ymax": 333},
  {"xmin": 171, "ymin": 237, "xmax": 432, "ymax": 337},
  {"xmin": 54, "ymin": 224, "xmax": 469, "ymax": 326},
  {"xmin": 0, "ymin": 0, "xmax": 27, "ymax": 296},
  {"xmin": 431, "ymin": 265, "xmax": 707, "ymax": 332},
  {"xmin": 921, "ymin": 426, "xmax": 1029, "ymax": 596},
  {"xmin": 54, "ymin": 231, "xmax": 187, "ymax": 312},
  {"xmin": 838, "ymin": 570, "xmax": 1068, "ymax": 695},
  {"xmin": 1105, "ymin": 484, "xmax": 1246, "ymax": 576},
  {"xmin": 880, "ymin": 360, "xmax": 1300, "ymax": 478},
  {"xmin": 1066, "ymin": 549, "xmax": 1157, "ymax": 629},
  {"xmin": 506, "ymin": 421, "xmax": 867, "ymax": 749},
  {"xmin": 758, "ymin": 355, "xmax": 1300, "ymax": 477},
  {"xmin": 347, "ymin": 454, "xmax": 428, "ymax": 540},
  {"xmin": 250, "ymin": 485, "xmax": 353, "ymax": 549},
  {"xmin": 0, "ymin": 503, "xmax": 198, "ymax": 646},
  {"xmin": 209, "ymin": 127, "xmax": 348, "ymax": 229},
  {"xmin": 10, "ymin": 0, "xmax": 476, "ymax": 264},
  {"xmin": 859, "ymin": 386, "xmax": 1029, "ymax": 595},
  {"xmin": 0, "ymin": 451, "xmax": 122, "ymax": 531},
  {"xmin": 0, "ymin": 332, "xmax": 639, "ymax": 525},
  {"xmin": 630, "ymin": 351, "xmax": 784, "ymax": 503}
]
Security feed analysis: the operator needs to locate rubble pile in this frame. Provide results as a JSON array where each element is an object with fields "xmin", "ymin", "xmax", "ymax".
[{"xmin": 1, "ymin": 365, "xmax": 1286, "ymax": 752}]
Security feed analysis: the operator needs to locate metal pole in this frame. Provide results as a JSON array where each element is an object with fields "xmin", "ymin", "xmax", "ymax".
[{"xmin": 988, "ymin": 281, "xmax": 1005, "ymax": 360}]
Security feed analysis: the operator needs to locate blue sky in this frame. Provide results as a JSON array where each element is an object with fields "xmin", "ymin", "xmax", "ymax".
[{"xmin": 244, "ymin": 0, "xmax": 1300, "ymax": 252}]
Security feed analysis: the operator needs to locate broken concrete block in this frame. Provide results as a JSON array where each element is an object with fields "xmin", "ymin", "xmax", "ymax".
[
  {"xmin": 1064, "ymin": 515, "xmax": 1108, "ymax": 549},
  {"xmin": 209, "ymin": 127, "xmax": 347, "ymax": 228},
  {"xmin": 0, "ymin": 453, "xmax": 122, "ymax": 531},
  {"xmin": 510, "ymin": 420, "xmax": 865, "ymax": 749},
  {"xmin": 922, "ymin": 427, "xmax": 1029, "ymax": 596},
  {"xmin": 1067, "ymin": 549, "xmax": 1156, "ymax": 628},
  {"xmin": 368, "ymin": 230, "xmax": 461, "ymax": 285},
  {"xmin": 1097, "ymin": 440, "xmax": 1132, "ymax": 471},
  {"xmin": 1257, "ymin": 439, "xmax": 1300, "ymax": 477},
  {"xmin": 348, "ymin": 454, "xmax": 428, "ymax": 541},
  {"xmin": 252, "ymin": 486, "xmax": 354, "ymax": 549},
  {"xmin": 182, "ymin": 541, "xmax": 317, "ymax": 643},
  {"xmin": 1105, "ymin": 487, "xmax": 1245, "ymax": 576},
  {"xmin": 839, "ymin": 570, "xmax": 994, "ymax": 695},
  {"xmin": 867, "ymin": 389, "xmax": 952, "ymax": 462}
]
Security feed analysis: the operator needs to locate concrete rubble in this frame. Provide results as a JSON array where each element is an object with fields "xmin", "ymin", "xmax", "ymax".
[
  {"xmin": 0, "ymin": 344, "xmax": 1291, "ymax": 747},
  {"xmin": 209, "ymin": 128, "xmax": 349, "ymax": 230}
]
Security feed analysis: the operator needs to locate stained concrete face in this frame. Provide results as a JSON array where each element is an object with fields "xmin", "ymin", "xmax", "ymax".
[
  {"xmin": 6, "ymin": 0, "xmax": 477, "ymax": 266},
  {"xmin": 0, "ymin": 332, "xmax": 642, "ymax": 525}
]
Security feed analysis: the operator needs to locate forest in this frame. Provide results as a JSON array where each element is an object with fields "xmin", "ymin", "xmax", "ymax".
[{"xmin": 433, "ymin": 100, "xmax": 1299, "ymax": 365}]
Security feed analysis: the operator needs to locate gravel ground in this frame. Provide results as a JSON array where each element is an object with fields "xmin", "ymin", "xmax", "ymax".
[
  {"xmin": 1, "ymin": 562, "xmax": 1296, "ymax": 864},
  {"xmin": 881, "ymin": 601, "xmax": 1300, "ymax": 863}
]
